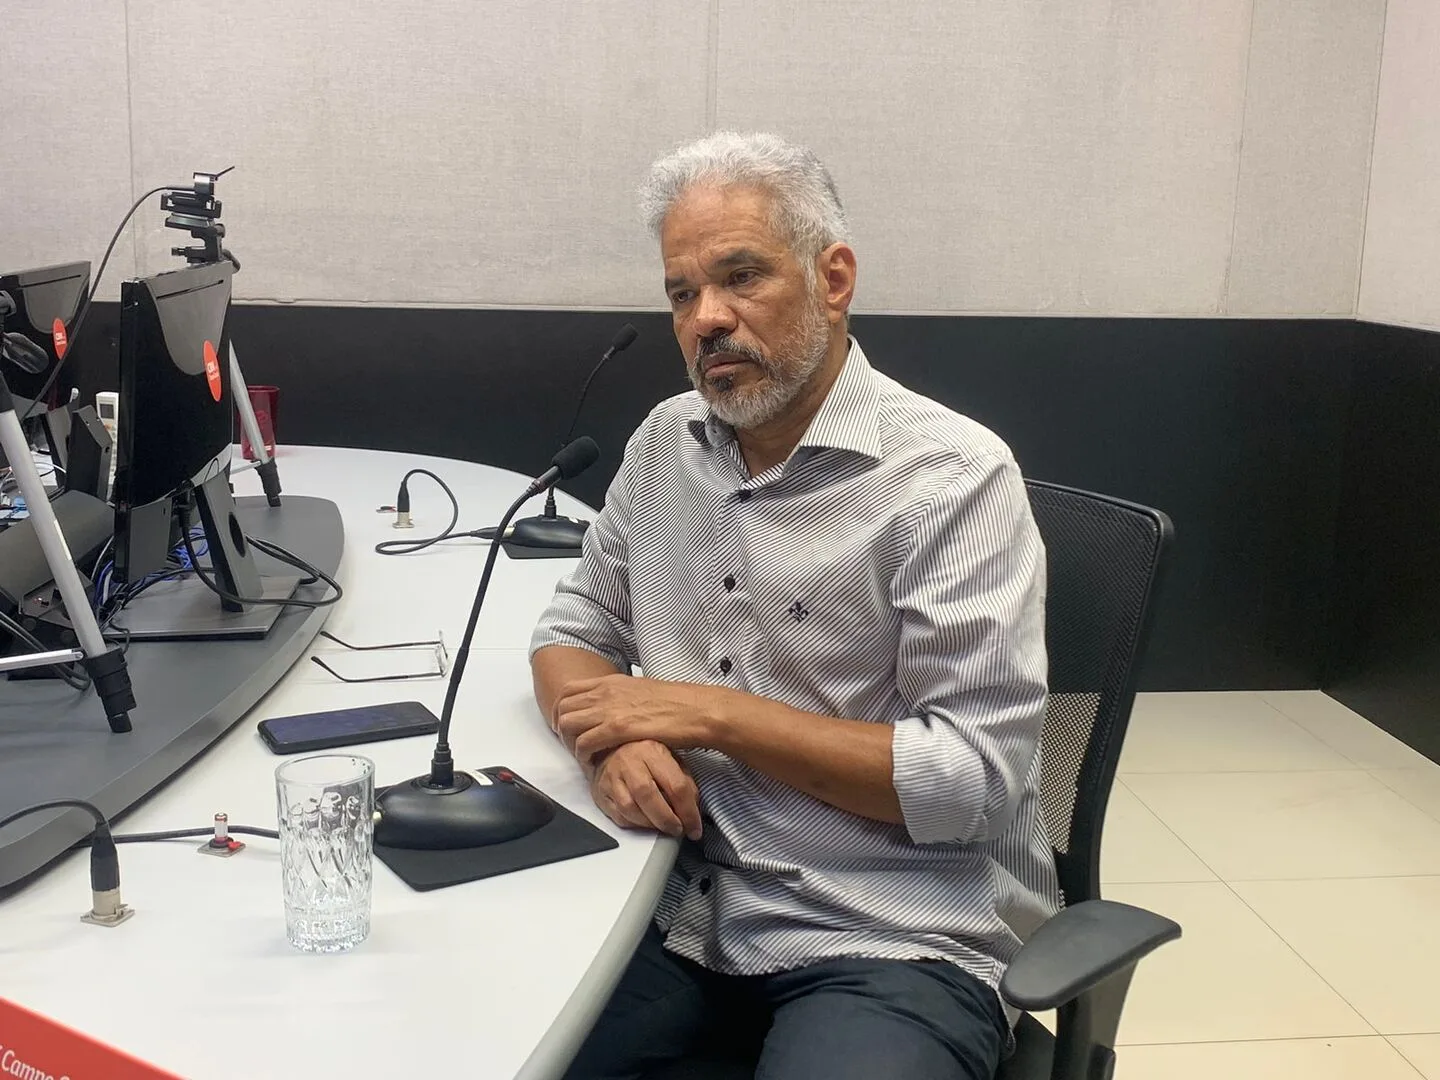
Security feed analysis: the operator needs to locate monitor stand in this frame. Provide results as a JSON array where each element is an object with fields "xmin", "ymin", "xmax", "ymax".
[
  {"xmin": 110, "ymin": 470, "xmax": 299, "ymax": 640},
  {"xmin": 109, "ymin": 574, "xmax": 302, "ymax": 640}
]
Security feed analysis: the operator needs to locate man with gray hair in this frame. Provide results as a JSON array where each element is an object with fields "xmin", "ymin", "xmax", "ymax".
[{"xmin": 531, "ymin": 132, "xmax": 1059, "ymax": 1079}]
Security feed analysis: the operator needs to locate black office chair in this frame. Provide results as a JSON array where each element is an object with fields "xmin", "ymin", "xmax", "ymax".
[
  {"xmin": 644, "ymin": 481, "xmax": 1179, "ymax": 1080},
  {"xmin": 995, "ymin": 480, "xmax": 1178, "ymax": 1080}
]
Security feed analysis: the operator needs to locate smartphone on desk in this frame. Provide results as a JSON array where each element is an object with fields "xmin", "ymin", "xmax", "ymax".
[{"xmin": 257, "ymin": 701, "xmax": 440, "ymax": 755}]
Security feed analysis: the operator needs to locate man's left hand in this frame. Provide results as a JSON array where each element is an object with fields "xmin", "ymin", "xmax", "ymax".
[{"xmin": 552, "ymin": 673, "xmax": 738, "ymax": 767}]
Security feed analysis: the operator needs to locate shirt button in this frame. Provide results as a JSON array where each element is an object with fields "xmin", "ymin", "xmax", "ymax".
[
  {"xmin": 723, "ymin": 575, "xmax": 736, "ymax": 591},
  {"xmin": 719, "ymin": 657, "xmax": 732, "ymax": 675},
  {"xmin": 699, "ymin": 876, "xmax": 712, "ymax": 894},
  {"xmin": 736, "ymin": 489, "xmax": 752, "ymax": 502}
]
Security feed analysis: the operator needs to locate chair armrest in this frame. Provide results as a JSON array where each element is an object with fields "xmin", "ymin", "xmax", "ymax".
[{"xmin": 1000, "ymin": 899, "xmax": 1181, "ymax": 1012}]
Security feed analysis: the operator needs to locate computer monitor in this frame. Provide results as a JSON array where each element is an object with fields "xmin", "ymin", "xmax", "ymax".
[
  {"xmin": 0, "ymin": 262, "xmax": 90, "ymax": 407},
  {"xmin": 112, "ymin": 262, "xmax": 235, "ymax": 583}
]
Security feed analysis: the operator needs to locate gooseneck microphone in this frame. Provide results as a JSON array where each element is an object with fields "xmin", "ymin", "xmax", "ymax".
[
  {"xmin": 373, "ymin": 436, "xmax": 600, "ymax": 850},
  {"xmin": 561, "ymin": 323, "xmax": 639, "ymax": 448},
  {"xmin": 506, "ymin": 323, "xmax": 638, "ymax": 555}
]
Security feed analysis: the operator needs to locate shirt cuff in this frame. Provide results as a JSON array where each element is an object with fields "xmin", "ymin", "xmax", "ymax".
[
  {"xmin": 528, "ymin": 624, "xmax": 629, "ymax": 672},
  {"xmin": 891, "ymin": 715, "xmax": 989, "ymax": 845}
]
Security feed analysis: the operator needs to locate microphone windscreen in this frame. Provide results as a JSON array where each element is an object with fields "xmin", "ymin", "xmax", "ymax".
[
  {"xmin": 610, "ymin": 323, "xmax": 639, "ymax": 354},
  {"xmin": 551, "ymin": 436, "xmax": 600, "ymax": 480}
]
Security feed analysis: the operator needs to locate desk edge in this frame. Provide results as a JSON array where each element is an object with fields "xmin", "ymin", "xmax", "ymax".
[{"xmin": 514, "ymin": 836, "xmax": 680, "ymax": 1080}]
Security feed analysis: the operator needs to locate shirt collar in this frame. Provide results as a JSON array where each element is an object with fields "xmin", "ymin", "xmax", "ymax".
[{"xmin": 686, "ymin": 337, "xmax": 883, "ymax": 462}]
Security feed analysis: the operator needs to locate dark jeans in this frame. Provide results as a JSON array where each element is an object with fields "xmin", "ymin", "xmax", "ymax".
[{"xmin": 565, "ymin": 923, "xmax": 1009, "ymax": 1080}]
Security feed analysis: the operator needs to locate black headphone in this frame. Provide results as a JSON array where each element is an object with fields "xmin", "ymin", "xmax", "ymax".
[{"xmin": 0, "ymin": 291, "xmax": 51, "ymax": 375}]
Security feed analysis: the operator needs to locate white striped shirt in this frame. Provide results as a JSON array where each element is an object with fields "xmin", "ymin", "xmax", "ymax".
[{"xmin": 531, "ymin": 338, "xmax": 1060, "ymax": 1005}]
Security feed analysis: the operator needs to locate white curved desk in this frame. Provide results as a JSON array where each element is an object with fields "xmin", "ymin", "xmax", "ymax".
[{"xmin": 0, "ymin": 446, "xmax": 676, "ymax": 1080}]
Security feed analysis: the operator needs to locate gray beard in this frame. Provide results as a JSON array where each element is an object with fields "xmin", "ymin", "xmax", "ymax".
[{"xmin": 693, "ymin": 303, "xmax": 832, "ymax": 431}]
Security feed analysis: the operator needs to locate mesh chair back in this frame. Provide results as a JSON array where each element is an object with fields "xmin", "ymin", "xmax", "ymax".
[{"xmin": 1026, "ymin": 480, "xmax": 1172, "ymax": 906}]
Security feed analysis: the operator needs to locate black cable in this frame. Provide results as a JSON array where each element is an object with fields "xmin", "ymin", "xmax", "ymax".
[
  {"xmin": 2, "ymin": 804, "xmax": 277, "ymax": 847},
  {"xmin": 0, "ymin": 608, "xmax": 91, "ymax": 691},
  {"xmin": 96, "ymin": 531, "xmax": 205, "ymax": 624},
  {"xmin": 112, "ymin": 566, "xmax": 187, "ymax": 607},
  {"xmin": 180, "ymin": 526, "xmax": 342, "ymax": 610},
  {"xmin": 0, "ymin": 797, "xmax": 106, "ymax": 834},
  {"xmin": 20, "ymin": 183, "xmax": 177, "ymax": 424},
  {"xmin": 250, "ymin": 537, "xmax": 319, "ymax": 586},
  {"xmin": 0, "ymin": 608, "xmax": 90, "ymax": 689},
  {"xmin": 248, "ymin": 536, "xmax": 337, "ymax": 594},
  {"xmin": 72, "ymin": 824, "xmax": 279, "ymax": 845},
  {"xmin": 374, "ymin": 468, "xmax": 486, "ymax": 555},
  {"xmin": 103, "ymin": 625, "xmax": 133, "ymax": 655},
  {"xmin": 0, "ymin": 799, "xmax": 119, "ymax": 896},
  {"xmin": 417, "ymin": 526, "xmax": 495, "ymax": 545},
  {"xmin": 102, "ymin": 553, "xmax": 191, "ymax": 619}
]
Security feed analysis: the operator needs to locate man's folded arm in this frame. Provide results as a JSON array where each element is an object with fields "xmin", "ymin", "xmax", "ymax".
[
  {"xmin": 702, "ymin": 454, "xmax": 1046, "ymax": 840},
  {"xmin": 888, "ymin": 454, "xmax": 1049, "ymax": 846}
]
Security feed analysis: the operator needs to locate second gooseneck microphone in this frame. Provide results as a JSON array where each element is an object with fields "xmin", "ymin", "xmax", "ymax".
[
  {"xmin": 505, "ymin": 323, "xmax": 638, "ymax": 555},
  {"xmin": 560, "ymin": 323, "xmax": 639, "ymax": 448}
]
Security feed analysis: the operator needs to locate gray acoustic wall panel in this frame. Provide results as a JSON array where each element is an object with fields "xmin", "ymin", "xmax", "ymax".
[
  {"xmin": 1224, "ymin": 0, "xmax": 1386, "ymax": 316},
  {"xmin": 0, "ymin": 0, "xmax": 136, "ymax": 299},
  {"xmin": 712, "ymin": 0, "xmax": 1252, "ymax": 315},
  {"xmin": 1358, "ymin": 0, "xmax": 1440, "ymax": 330},
  {"xmin": 1, "ymin": 2, "xmax": 1398, "ymax": 318},
  {"xmin": 122, "ymin": 0, "xmax": 709, "ymax": 308}
]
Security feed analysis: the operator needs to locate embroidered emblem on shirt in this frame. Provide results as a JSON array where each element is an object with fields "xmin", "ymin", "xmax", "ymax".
[{"xmin": 789, "ymin": 600, "xmax": 810, "ymax": 623}]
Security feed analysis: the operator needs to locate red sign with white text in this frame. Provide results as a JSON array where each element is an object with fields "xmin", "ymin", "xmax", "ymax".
[
  {"xmin": 0, "ymin": 998, "xmax": 182, "ymax": 1080},
  {"xmin": 202, "ymin": 340, "xmax": 222, "ymax": 402},
  {"xmin": 51, "ymin": 319, "xmax": 68, "ymax": 360}
]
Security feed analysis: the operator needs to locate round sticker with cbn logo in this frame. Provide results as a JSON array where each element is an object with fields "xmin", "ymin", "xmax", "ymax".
[
  {"xmin": 51, "ymin": 318, "xmax": 68, "ymax": 359},
  {"xmin": 203, "ymin": 340, "xmax": 222, "ymax": 402}
]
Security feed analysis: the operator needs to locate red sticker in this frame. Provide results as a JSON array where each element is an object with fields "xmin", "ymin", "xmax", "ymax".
[
  {"xmin": 203, "ymin": 340, "xmax": 223, "ymax": 402},
  {"xmin": 0, "ymin": 997, "xmax": 183, "ymax": 1079},
  {"xmin": 51, "ymin": 318, "xmax": 68, "ymax": 359}
]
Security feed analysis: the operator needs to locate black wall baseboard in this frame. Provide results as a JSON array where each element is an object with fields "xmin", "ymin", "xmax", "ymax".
[
  {"xmin": 1325, "ymin": 321, "xmax": 1440, "ymax": 762},
  {"xmin": 66, "ymin": 305, "xmax": 1395, "ymax": 710},
  {"xmin": 849, "ymin": 316, "xmax": 1356, "ymax": 693}
]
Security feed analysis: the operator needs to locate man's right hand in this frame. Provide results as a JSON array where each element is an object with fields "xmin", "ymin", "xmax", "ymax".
[{"xmin": 591, "ymin": 739, "xmax": 702, "ymax": 841}]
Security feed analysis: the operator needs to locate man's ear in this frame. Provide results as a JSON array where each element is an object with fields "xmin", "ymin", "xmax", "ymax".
[{"xmin": 818, "ymin": 242, "xmax": 857, "ymax": 325}]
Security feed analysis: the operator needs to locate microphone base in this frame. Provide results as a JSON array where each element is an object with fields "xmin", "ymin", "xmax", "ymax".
[
  {"xmin": 374, "ymin": 769, "xmax": 556, "ymax": 850},
  {"xmin": 503, "ymin": 512, "xmax": 589, "ymax": 559}
]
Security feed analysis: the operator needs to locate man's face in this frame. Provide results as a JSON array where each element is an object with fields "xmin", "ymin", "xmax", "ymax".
[{"xmin": 661, "ymin": 186, "xmax": 832, "ymax": 430}]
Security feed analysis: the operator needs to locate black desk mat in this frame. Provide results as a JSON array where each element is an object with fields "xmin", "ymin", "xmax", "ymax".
[{"xmin": 374, "ymin": 770, "xmax": 618, "ymax": 891}]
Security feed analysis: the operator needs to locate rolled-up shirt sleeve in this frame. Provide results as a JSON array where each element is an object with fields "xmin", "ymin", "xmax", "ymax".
[
  {"xmin": 889, "ymin": 452, "xmax": 1048, "ymax": 846},
  {"xmin": 528, "ymin": 423, "xmax": 645, "ymax": 671}
]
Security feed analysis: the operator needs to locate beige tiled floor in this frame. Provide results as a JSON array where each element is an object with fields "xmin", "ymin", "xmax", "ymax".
[{"xmin": 1096, "ymin": 691, "xmax": 1440, "ymax": 1079}]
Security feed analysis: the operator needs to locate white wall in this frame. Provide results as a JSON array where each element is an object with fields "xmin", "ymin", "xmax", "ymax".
[
  {"xmin": 0, "ymin": 2, "xmax": 136, "ymax": 294},
  {"xmin": 1225, "ymin": 0, "xmax": 1387, "ymax": 316},
  {"xmin": 0, "ymin": 1, "xmax": 1388, "ymax": 316},
  {"xmin": 121, "ymin": 1, "xmax": 710, "ymax": 308},
  {"xmin": 1357, "ymin": 0, "xmax": 1440, "ymax": 330}
]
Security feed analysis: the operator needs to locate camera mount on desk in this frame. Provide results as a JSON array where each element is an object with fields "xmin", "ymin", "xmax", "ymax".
[{"xmin": 162, "ymin": 168, "xmax": 240, "ymax": 270}]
